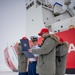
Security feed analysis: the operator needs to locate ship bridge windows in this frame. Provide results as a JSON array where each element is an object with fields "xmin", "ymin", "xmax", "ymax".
[{"xmin": 26, "ymin": 1, "xmax": 34, "ymax": 10}]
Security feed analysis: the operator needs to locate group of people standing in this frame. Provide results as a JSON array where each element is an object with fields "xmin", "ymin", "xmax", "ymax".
[{"xmin": 17, "ymin": 28, "xmax": 68, "ymax": 75}]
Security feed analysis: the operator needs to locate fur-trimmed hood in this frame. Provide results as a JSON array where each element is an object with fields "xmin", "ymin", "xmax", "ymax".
[
  {"xmin": 62, "ymin": 42, "xmax": 69, "ymax": 48},
  {"xmin": 48, "ymin": 34, "xmax": 61, "ymax": 45}
]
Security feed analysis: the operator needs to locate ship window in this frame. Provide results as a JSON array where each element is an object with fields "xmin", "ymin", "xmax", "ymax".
[
  {"xmin": 58, "ymin": 30, "xmax": 60, "ymax": 32},
  {"xmin": 32, "ymin": 19, "xmax": 34, "ymax": 21},
  {"xmin": 36, "ymin": 1, "xmax": 41, "ymax": 5},
  {"xmin": 44, "ymin": 5, "xmax": 48, "ymax": 7},
  {"xmin": 73, "ymin": 6, "xmax": 75, "ymax": 9},
  {"xmin": 30, "ymin": 3, "xmax": 32, "ymax": 7},
  {"xmin": 42, "ymin": 3, "xmax": 43, "ymax": 5},
  {"xmin": 49, "ymin": 25, "xmax": 51, "ymax": 27},
  {"xmin": 58, "ymin": 19, "xmax": 60, "ymax": 21},
  {"xmin": 54, "ymin": 31, "xmax": 57, "ymax": 32},
  {"xmin": 61, "ymin": 25, "xmax": 63, "ymax": 28},
  {"xmin": 26, "ymin": 1, "xmax": 34, "ymax": 10},
  {"xmin": 26, "ymin": 5, "xmax": 30, "ymax": 10},
  {"xmin": 44, "ymin": 22, "xmax": 46, "ymax": 24},
  {"xmin": 47, "ymin": 18, "xmax": 49, "ymax": 20}
]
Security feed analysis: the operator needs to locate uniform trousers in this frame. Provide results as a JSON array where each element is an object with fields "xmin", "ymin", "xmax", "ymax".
[
  {"xmin": 28, "ymin": 61, "xmax": 39, "ymax": 75},
  {"xmin": 18, "ymin": 72, "xmax": 28, "ymax": 75}
]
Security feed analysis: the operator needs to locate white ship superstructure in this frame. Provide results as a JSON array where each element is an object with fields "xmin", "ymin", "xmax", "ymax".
[{"xmin": 25, "ymin": 0, "xmax": 75, "ymax": 37}]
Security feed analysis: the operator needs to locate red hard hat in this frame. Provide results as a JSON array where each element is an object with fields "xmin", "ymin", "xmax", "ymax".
[
  {"xmin": 22, "ymin": 36, "xmax": 27, "ymax": 40},
  {"xmin": 60, "ymin": 37, "xmax": 64, "ymax": 42},
  {"xmin": 38, "ymin": 28, "xmax": 49, "ymax": 36}
]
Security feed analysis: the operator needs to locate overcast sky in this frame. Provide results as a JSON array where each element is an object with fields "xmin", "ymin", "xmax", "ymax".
[
  {"xmin": 0, "ymin": 0, "xmax": 75, "ymax": 71},
  {"xmin": 0, "ymin": 0, "xmax": 26, "ymax": 71}
]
